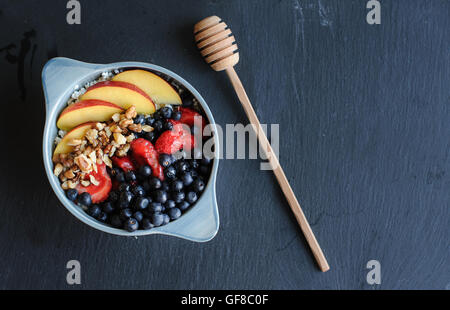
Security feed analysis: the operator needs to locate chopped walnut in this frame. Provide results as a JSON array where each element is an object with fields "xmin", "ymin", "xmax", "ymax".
[
  {"xmin": 142, "ymin": 125, "xmax": 154, "ymax": 132},
  {"xmin": 74, "ymin": 154, "xmax": 92, "ymax": 173},
  {"xmin": 53, "ymin": 163, "xmax": 63, "ymax": 177},
  {"xmin": 81, "ymin": 180, "xmax": 90, "ymax": 187},
  {"xmin": 125, "ymin": 106, "xmax": 137, "ymax": 119},
  {"xmin": 119, "ymin": 119, "xmax": 133, "ymax": 128},
  {"xmin": 112, "ymin": 113, "xmax": 121, "ymax": 122},
  {"xmin": 64, "ymin": 169, "xmax": 76, "ymax": 179},
  {"xmin": 128, "ymin": 124, "xmax": 142, "ymax": 133},
  {"xmin": 126, "ymin": 133, "xmax": 135, "ymax": 143},
  {"xmin": 113, "ymin": 132, "xmax": 127, "ymax": 145}
]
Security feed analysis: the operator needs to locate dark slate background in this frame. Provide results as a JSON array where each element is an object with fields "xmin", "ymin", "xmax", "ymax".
[{"xmin": 0, "ymin": 0, "xmax": 448, "ymax": 289}]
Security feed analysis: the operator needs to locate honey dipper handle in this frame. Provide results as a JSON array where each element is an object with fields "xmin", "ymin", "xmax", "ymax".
[{"xmin": 225, "ymin": 67, "xmax": 330, "ymax": 272}]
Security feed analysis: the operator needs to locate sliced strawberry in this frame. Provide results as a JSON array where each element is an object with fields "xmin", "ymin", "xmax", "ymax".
[
  {"xmin": 155, "ymin": 130, "xmax": 184, "ymax": 154},
  {"xmin": 156, "ymin": 121, "xmax": 195, "ymax": 154},
  {"xmin": 76, "ymin": 163, "xmax": 112, "ymax": 204},
  {"xmin": 179, "ymin": 107, "xmax": 205, "ymax": 131},
  {"xmin": 130, "ymin": 138, "xmax": 164, "ymax": 180},
  {"xmin": 112, "ymin": 155, "xmax": 136, "ymax": 172}
]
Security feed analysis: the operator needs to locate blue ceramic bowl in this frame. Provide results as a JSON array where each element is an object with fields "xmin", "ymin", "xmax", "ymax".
[{"xmin": 42, "ymin": 57, "xmax": 219, "ymax": 241}]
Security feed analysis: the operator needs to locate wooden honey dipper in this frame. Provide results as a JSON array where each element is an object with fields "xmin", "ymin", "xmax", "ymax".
[{"xmin": 194, "ymin": 16, "xmax": 330, "ymax": 272}]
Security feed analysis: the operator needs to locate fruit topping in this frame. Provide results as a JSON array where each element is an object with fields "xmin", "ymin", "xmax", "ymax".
[
  {"xmin": 111, "ymin": 156, "xmax": 136, "ymax": 172},
  {"xmin": 76, "ymin": 163, "xmax": 112, "ymax": 204},
  {"xmin": 130, "ymin": 138, "xmax": 165, "ymax": 180}
]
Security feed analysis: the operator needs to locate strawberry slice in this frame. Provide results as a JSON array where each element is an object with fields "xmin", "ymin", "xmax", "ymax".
[
  {"xmin": 155, "ymin": 130, "xmax": 184, "ymax": 154},
  {"xmin": 179, "ymin": 107, "xmax": 205, "ymax": 131},
  {"xmin": 156, "ymin": 121, "xmax": 195, "ymax": 154},
  {"xmin": 76, "ymin": 163, "xmax": 112, "ymax": 204},
  {"xmin": 130, "ymin": 138, "xmax": 164, "ymax": 180},
  {"xmin": 112, "ymin": 155, "xmax": 136, "ymax": 172}
]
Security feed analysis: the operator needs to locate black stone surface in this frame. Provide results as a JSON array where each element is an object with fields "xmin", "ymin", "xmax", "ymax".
[{"xmin": 0, "ymin": 0, "xmax": 448, "ymax": 289}]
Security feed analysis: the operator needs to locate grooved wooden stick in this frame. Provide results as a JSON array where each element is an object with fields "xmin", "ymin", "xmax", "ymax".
[{"xmin": 195, "ymin": 16, "xmax": 329, "ymax": 272}]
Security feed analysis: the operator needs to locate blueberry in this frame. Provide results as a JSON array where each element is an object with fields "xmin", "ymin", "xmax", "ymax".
[
  {"xmin": 159, "ymin": 153, "xmax": 173, "ymax": 168},
  {"xmin": 133, "ymin": 197, "xmax": 149, "ymax": 210},
  {"xmin": 131, "ymin": 185, "xmax": 145, "ymax": 197},
  {"xmin": 190, "ymin": 170, "xmax": 199, "ymax": 178},
  {"xmin": 144, "ymin": 131, "xmax": 155, "ymax": 142},
  {"xmin": 164, "ymin": 166, "xmax": 176, "ymax": 180},
  {"xmin": 164, "ymin": 200, "xmax": 176, "ymax": 209},
  {"xmin": 153, "ymin": 120, "xmax": 164, "ymax": 132},
  {"xmin": 118, "ymin": 191, "xmax": 133, "ymax": 209},
  {"xmin": 134, "ymin": 114, "xmax": 145, "ymax": 124},
  {"xmin": 124, "ymin": 218, "xmax": 139, "ymax": 232},
  {"xmin": 118, "ymin": 183, "xmax": 131, "ymax": 192},
  {"xmin": 172, "ymin": 191, "xmax": 185, "ymax": 204},
  {"xmin": 139, "ymin": 165, "xmax": 152, "ymax": 177},
  {"xmin": 163, "ymin": 121, "xmax": 173, "ymax": 131},
  {"xmin": 191, "ymin": 178, "xmax": 205, "ymax": 192},
  {"xmin": 180, "ymin": 172, "xmax": 194, "ymax": 186},
  {"xmin": 133, "ymin": 211, "xmax": 144, "ymax": 222},
  {"xmin": 110, "ymin": 214, "xmax": 122, "ymax": 228},
  {"xmin": 66, "ymin": 189, "xmax": 78, "ymax": 201},
  {"xmin": 145, "ymin": 116, "xmax": 155, "ymax": 126},
  {"xmin": 174, "ymin": 160, "xmax": 189, "ymax": 174},
  {"xmin": 108, "ymin": 190, "xmax": 119, "ymax": 203},
  {"xmin": 151, "ymin": 213, "xmax": 164, "ymax": 226},
  {"xmin": 161, "ymin": 181, "xmax": 170, "ymax": 192},
  {"xmin": 102, "ymin": 201, "xmax": 115, "ymax": 214},
  {"xmin": 177, "ymin": 201, "xmax": 190, "ymax": 211},
  {"xmin": 153, "ymin": 190, "xmax": 168, "ymax": 204},
  {"xmin": 163, "ymin": 214, "xmax": 170, "ymax": 225},
  {"xmin": 120, "ymin": 208, "xmax": 133, "ymax": 220},
  {"xmin": 168, "ymin": 207, "xmax": 181, "ymax": 220},
  {"xmin": 142, "ymin": 218, "xmax": 154, "ymax": 230},
  {"xmin": 148, "ymin": 177, "xmax": 162, "ymax": 190},
  {"xmin": 172, "ymin": 110, "xmax": 181, "ymax": 121},
  {"xmin": 186, "ymin": 191, "xmax": 198, "ymax": 204},
  {"xmin": 87, "ymin": 205, "xmax": 101, "ymax": 218},
  {"xmin": 199, "ymin": 165, "xmax": 210, "ymax": 176},
  {"xmin": 125, "ymin": 171, "xmax": 137, "ymax": 182},
  {"xmin": 78, "ymin": 192, "xmax": 92, "ymax": 206},
  {"xmin": 170, "ymin": 179, "xmax": 184, "ymax": 192},
  {"xmin": 142, "ymin": 180, "xmax": 151, "ymax": 192},
  {"xmin": 149, "ymin": 202, "xmax": 163, "ymax": 213},
  {"xmin": 115, "ymin": 171, "xmax": 125, "ymax": 183},
  {"xmin": 190, "ymin": 159, "xmax": 199, "ymax": 169},
  {"xmin": 160, "ymin": 107, "xmax": 172, "ymax": 119},
  {"xmin": 97, "ymin": 212, "xmax": 108, "ymax": 222}
]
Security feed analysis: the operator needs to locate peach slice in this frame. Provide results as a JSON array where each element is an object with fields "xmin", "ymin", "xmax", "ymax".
[
  {"xmin": 53, "ymin": 122, "xmax": 96, "ymax": 155},
  {"xmin": 56, "ymin": 100, "xmax": 124, "ymax": 131},
  {"xmin": 112, "ymin": 70, "xmax": 182, "ymax": 106},
  {"xmin": 80, "ymin": 81, "xmax": 156, "ymax": 114}
]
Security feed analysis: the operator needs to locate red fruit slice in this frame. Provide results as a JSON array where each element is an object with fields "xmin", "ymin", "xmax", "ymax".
[
  {"xmin": 130, "ymin": 138, "xmax": 164, "ymax": 180},
  {"xmin": 76, "ymin": 163, "xmax": 112, "ymax": 203},
  {"xmin": 179, "ymin": 107, "xmax": 205, "ymax": 131},
  {"xmin": 112, "ymin": 155, "xmax": 136, "ymax": 172},
  {"xmin": 156, "ymin": 121, "xmax": 195, "ymax": 154},
  {"xmin": 155, "ymin": 130, "xmax": 184, "ymax": 154}
]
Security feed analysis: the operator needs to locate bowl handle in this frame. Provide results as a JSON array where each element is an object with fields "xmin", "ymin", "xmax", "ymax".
[{"xmin": 42, "ymin": 57, "xmax": 101, "ymax": 114}]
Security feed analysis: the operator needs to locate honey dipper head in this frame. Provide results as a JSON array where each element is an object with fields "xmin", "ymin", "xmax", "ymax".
[{"xmin": 194, "ymin": 16, "xmax": 239, "ymax": 71}]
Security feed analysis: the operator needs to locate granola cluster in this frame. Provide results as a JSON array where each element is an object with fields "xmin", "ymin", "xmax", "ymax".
[{"xmin": 52, "ymin": 106, "xmax": 153, "ymax": 190}]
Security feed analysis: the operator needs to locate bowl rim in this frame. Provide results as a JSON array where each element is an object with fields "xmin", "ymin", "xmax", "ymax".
[{"xmin": 42, "ymin": 57, "xmax": 220, "ymax": 240}]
